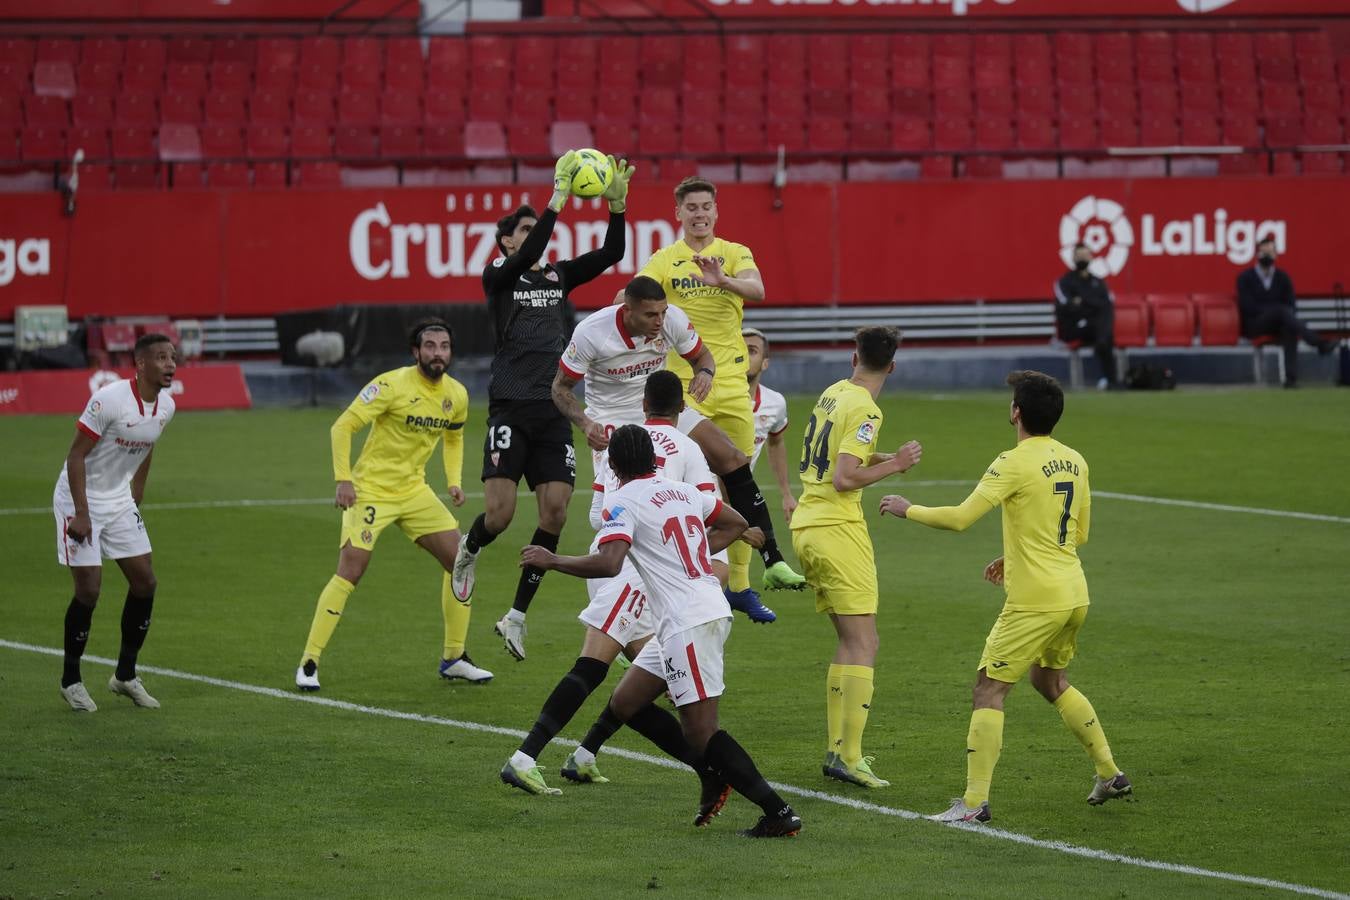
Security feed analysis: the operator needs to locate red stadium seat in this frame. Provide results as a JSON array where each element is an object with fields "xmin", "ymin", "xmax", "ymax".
[
  {"xmin": 891, "ymin": 115, "xmax": 930, "ymax": 151},
  {"xmin": 1218, "ymin": 153, "xmax": 1264, "ymax": 176},
  {"xmin": 1057, "ymin": 82, "xmax": 1098, "ymax": 117},
  {"xmin": 249, "ymin": 90, "xmax": 290, "ymax": 126},
  {"xmin": 424, "ymin": 90, "xmax": 465, "ymax": 125},
  {"xmin": 245, "ymin": 123, "xmax": 288, "ymax": 159},
  {"xmin": 290, "ymin": 124, "xmax": 332, "ymax": 158},
  {"xmin": 82, "ymin": 37, "xmax": 123, "ymax": 66},
  {"xmin": 1015, "ymin": 115, "xmax": 1055, "ymax": 151},
  {"xmin": 511, "ymin": 90, "xmax": 552, "ymax": 122},
  {"xmin": 1192, "ymin": 294, "xmax": 1240, "ymax": 346},
  {"xmin": 1057, "ymin": 118, "xmax": 1098, "ymax": 151},
  {"xmin": 1112, "ymin": 296, "xmax": 1149, "ymax": 348},
  {"xmin": 0, "ymin": 95, "xmax": 20, "ymax": 130},
  {"xmin": 386, "ymin": 60, "xmax": 424, "ymax": 97},
  {"xmin": 933, "ymin": 116, "xmax": 972, "ymax": 151},
  {"xmin": 255, "ymin": 63, "xmax": 294, "ymax": 94},
  {"xmin": 201, "ymin": 124, "xmax": 244, "ymax": 158},
  {"xmin": 380, "ymin": 91, "xmax": 421, "ymax": 126},
  {"xmin": 851, "ymin": 87, "xmax": 890, "ymax": 122},
  {"xmin": 294, "ymin": 160, "xmax": 341, "ymax": 188},
  {"xmin": 300, "ymin": 36, "xmax": 340, "ymax": 72},
  {"xmin": 72, "ymin": 93, "xmax": 113, "ymax": 127},
  {"xmin": 204, "ymin": 92, "xmax": 247, "ymax": 126},
  {"xmin": 1140, "ymin": 82, "xmax": 1178, "ymax": 118},
  {"xmin": 206, "ymin": 161, "xmax": 251, "ymax": 189},
  {"xmin": 467, "ymin": 88, "xmax": 509, "ymax": 122},
  {"xmin": 934, "ymin": 85, "xmax": 973, "ymax": 117},
  {"xmin": 166, "ymin": 63, "xmax": 208, "ymax": 99},
  {"xmin": 342, "ymin": 36, "xmax": 381, "ymax": 68},
  {"xmin": 809, "ymin": 87, "xmax": 848, "ymax": 120},
  {"xmin": 24, "ymin": 94, "xmax": 69, "ymax": 127},
  {"xmin": 116, "ymin": 162, "xmax": 162, "ymax": 189},
  {"xmin": 891, "ymin": 56, "xmax": 929, "ymax": 91},
  {"xmin": 422, "ymin": 123, "xmax": 462, "ymax": 158},
  {"xmin": 19, "ymin": 125, "xmax": 63, "ymax": 161},
  {"xmin": 257, "ymin": 38, "xmax": 297, "ymax": 70},
  {"xmin": 1144, "ymin": 294, "xmax": 1195, "ymax": 346},
  {"xmin": 507, "ymin": 121, "xmax": 550, "ymax": 156},
  {"xmin": 463, "ymin": 121, "xmax": 507, "ymax": 158},
  {"xmin": 379, "ymin": 125, "xmax": 421, "ymax": 159},
  {"xmin": 1180, "ymin": 114, "xmax": 1220, "ymax": 146},
  {"xmin": 764, "ymin": 118, "xmax": 806, "ymax": 153},
  {"xmin": 334, "ymin": 124, "xmax": 376, "ymax": 159},
  {"xmin": 36, "ymin": 38, "xmax": 78, "ymax": 65},
  {"xmin": 294, "ymin": 90, "xmax": 336, "ymax": 126},
  {"xmin": 160, "ymin": 92, "xmax": 202, "ymax": 126},
  {"xmin": 1220, "ymin": 114, "xmax": 1259, "ymax": 146},
  {"xmin": 1264, "ymin": 116, "xmax": 1304, "ymax": 147},
  {"xmin": 298, "ymin": 60, "xmax": 337, "ymax": 93},
  {"xmin": 974, "ymin": 116, "xmax": 1014, "ymax": 150},
  {"xmin": 975, "ymin": 85, "xmax": 1013, "ymax": 116},
  {"xmin": 592, "ymin": 122, "xmax": 633, "ymax": 157},
  {"xmin": 1098, "ymin": 84, "xmax": 1137, "ymax": 120},
  {"xmin": 893, "ymin": 86, "xmax": 932, "ymax": 118},
  {"xmin": 1101, "ymin": 117, "xmax": 1139, "ymax": 147},
  {"xmin": 1271, "ymin": 151, "xmax": 1298, "ymax": 176},
  {"xmin": 211, "ymin": 61, "xmax": 252, "ymax": 93},
  {"xmin": 1302, "ymin": 82, "xmax": 1341, "ymax": 116},
  {"xmin": 158, "ymin": 123, "xmax": 201, "ymax": 162},
  {"xmin": 1261, "ymin": 82, "xmax": 1301, "ymax": 117},
  {"xmin": 33, "ymin": 60, "xmax": 76, "ymax": 100},
  {"xmin": 1140, "ymin": 115, "xmax": 1179, "ymax": 146},
  {"xmin": 115, "ymin": 93, "xmax": 157, "ymax": 127},
  {"xmin": 637, "ymin": 124, "xmax": 677, "ymax": 157},
  {"xmin": 1301, "ymin": 151, "xmax": 1343, "ymax": 174},
  {"xmin": 337, "ymin": 90, "xmax": 378, "ymax": 126},
  {"xmin": 550, "ymin": 121, "xmax": 593, "ymax": 156},
  {"xmin": 341, "ymin": 62, "xmax": 381, "ymax": 93},
  {"xmin": 806, "ymin": 119, "xmax": 845, "ymax": 153},
  {"xmin": 112, "ymin": 125, "xmax": 155, "ymax": 159},
  {"xmin": 932, "ymin": 56, "xmax": 969, "ymax": 90},
  {"xmin": 67, "ymin": 125, "xmax": 110, "ymax": 159},
  {"xmin": 921, "ymin": 154, "xmax": 955, "ymax": 179},
  {"xmin": 848, "ymin": 119, "xmax": 888, "ymax": 153},
  {"xmin": 1016, "ymin": 83, "xmax": 1055, "ymax": 118},
  {"xmin": 1180, "ymin": 81, "xmax": 1218, "ymax": 116}
]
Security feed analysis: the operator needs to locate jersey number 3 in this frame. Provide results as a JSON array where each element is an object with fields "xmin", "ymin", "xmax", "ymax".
[
  {"xmin": 798, "ymin": 413, "xmax": 834, "ymax": 479},
  {"xmin": 661, "ymin": 515, "xmax": 714, "ymax": 579}
]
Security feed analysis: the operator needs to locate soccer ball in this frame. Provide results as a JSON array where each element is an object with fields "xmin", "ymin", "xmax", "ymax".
[{"xmin": 569, "ymin": 149, "xmax": 613, "ymax": 198}]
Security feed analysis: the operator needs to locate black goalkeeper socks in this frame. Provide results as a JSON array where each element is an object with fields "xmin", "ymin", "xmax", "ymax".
[
  {"xmin": 703, "ymin": 729, "xmax": 787, "ymax": 816},
  {"xmin": 722, "ymin": 465, "xmax": 784, "ymax": 566},
  {"xmin": 62, "ymin": 597, "xmax": 94, "ymax": 688},
  {"xmin": 115, "ymin": 590, "xmax": 155, "ymax": 681},
  {"xmin": 519, "ymin": 656, "xmax": 609, "ymax": 759},
  {"xmin": 512, "ymin": 527, "xmax": 559, "ymax": 614},
  {"xmin": 465, "ymin": 514, "xmax": 498, "ymax": 555}
]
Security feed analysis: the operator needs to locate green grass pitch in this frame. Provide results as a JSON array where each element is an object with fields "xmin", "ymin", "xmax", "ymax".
[{"xmin": 1, "ymin": 386, "xmax": 1347, "ymax": 898}]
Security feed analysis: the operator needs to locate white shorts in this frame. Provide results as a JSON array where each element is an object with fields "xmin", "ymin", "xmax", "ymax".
[
  {"xmin": 53, "ymin": 493, "xmax": 151, "ymax": 567},
  {"xmin": 578, "ymin": 558, "xmax": 656, "ymax": 647},
  {"xmin": 633, "ymin": 617, "xmax": 731, "ymax": 707}
]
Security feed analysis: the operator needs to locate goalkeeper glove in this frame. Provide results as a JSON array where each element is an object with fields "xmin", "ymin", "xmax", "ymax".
[
  {"xmin": 549, "ymin": 150, "xmax": 578, "ymax": 213},
  {"xmin": 602, "ymin": 155, "xmax": 636, "ymax": 213}
]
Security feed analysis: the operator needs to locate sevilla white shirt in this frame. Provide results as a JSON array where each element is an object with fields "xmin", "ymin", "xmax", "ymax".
[
  {"xmin": 560, "ymin": 304, "xmax": 704, "ymax": 428},
  {"xmin": 750, "ymin": 384, "xmax": 789, "ymax": 469},
  {"xmin": 56, "ymin": 379, "xmax": 175, "ymax": 514},
  {"xmin": 589, "ymin": 419, "xmax": 717, "ymax": 529},
  {"xmin": 596, "ymin": 475, "xmax": 732, "ymax": 640}
]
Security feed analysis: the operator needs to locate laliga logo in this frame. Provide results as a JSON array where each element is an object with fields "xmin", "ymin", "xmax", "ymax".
[
  {"xmin": 1061, "ymin": 196, "xmax": 1288, "ymax": 275},
  {"xmin": 1059, "ymin": 196, "xmax": 1133, "ymax": 278}
]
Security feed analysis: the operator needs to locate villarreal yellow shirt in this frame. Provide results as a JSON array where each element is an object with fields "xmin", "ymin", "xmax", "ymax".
[
  {"xmin": 331, "ymin": 366, "xmax": 469, "ymax": 499},
  {"xmin": 790, "ymin": 380, "xmax": 884, "ymax": 529},
  {"xmin": 638, "ymin": 237, "xmax": 759, "ymax": 379},
  {"xmin": 909, "ymin": 436, "xmax": 1091, "ymax": 612}
]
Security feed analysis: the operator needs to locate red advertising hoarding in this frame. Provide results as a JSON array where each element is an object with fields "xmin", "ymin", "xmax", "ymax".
[
  {"xmin": 544, "ymin": 0, "xmax": 1350, "ymax": 18},
  {"xmin": 0, "ymin": 365, "xmax": 251, "ymax": 416},
  {"xmin": 0, "ymin": 0, "xmax": 414, "ymax": 18},
  {"xmin": 2, "ymin": 177, "xmax": 1347, "ymax": 318}
]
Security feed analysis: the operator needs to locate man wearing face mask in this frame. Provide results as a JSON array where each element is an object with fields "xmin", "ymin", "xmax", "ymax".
[
  {"xmin": 1054, "ymin": 244, "xmax": 1118, "ymax": 390},
  {"xmin": 1236, "ymin": 236, "xmax": 1336, "ymax": 389}
]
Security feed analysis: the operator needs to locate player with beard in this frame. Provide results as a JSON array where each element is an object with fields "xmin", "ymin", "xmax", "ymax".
[{"xmin": 295, "ymin": 320, "xmax": 490, "ymax": 692}]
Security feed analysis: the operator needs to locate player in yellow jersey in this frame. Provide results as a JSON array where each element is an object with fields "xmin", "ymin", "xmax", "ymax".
[
  {"xmin": 295, "ymin": 320, "xmax": 493, "ymax": 692},
  {"xmin": 879, "ymin": 371, "xmax": 1132, "ymax": 823},
  {"xmin": 790, "ymin": 326, "xmax": 923, "ymax": 789},
  {"xmin": 634, "ymin": 175, "xmax": 804, "ymax": 598}
]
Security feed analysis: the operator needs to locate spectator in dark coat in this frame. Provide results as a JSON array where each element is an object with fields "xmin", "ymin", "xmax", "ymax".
[
  {"xmin": 1054, "ymin": 243, "xmax": 1118, "ymax": 389},
  {"xmin": 1237, "ymin": 236, "xmax": 1334, "ymax": 388}
]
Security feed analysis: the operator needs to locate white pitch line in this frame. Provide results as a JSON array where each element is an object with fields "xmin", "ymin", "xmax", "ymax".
[
  {"xmin": 0, "ymin": 481, "xmax": 1345, "ymax": 525},
  {"xmin": 2, "ymin": 637, "xmax": 1344, "ymax": 900}
]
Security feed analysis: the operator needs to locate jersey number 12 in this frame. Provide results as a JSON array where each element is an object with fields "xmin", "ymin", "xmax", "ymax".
[{"xmin": 661, "ymin": 514, "xmax": 714, "ymax": 579}]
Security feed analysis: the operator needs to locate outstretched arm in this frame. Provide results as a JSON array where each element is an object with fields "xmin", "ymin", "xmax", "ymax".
[
  {"xmin": 521, "ymin": 537, "xmax": 629, "ymax": 579},
  {"xmin": 880, "ymin": 489, "xmax": 997, "ymax": 532},
  {"xmin": 557, "ymin": 210, "xmax": 626, "ymax": 287}
]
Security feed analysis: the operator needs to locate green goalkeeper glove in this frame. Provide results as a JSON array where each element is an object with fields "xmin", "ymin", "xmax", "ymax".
[
  {"xmin": 602, "ymin": 155, "xmax": 636, "ymax": 213},
  {"xmin": 549, "ymin": 150, "xmax": 579, "ymax": 213}
]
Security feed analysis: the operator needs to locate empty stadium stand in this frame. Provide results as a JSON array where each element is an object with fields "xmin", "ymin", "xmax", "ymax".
[{"xmin": 2, "ymin": 27, "xmax": 1349, "ymax": 189}]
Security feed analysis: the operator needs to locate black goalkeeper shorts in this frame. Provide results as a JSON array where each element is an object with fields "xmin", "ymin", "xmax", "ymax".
[{"xmin": 480, "ymin": 400, "xmax": 577, "ymax": 489}]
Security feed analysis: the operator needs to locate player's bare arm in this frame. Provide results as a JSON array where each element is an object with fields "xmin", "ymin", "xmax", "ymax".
[
  {"xmin": 690, "ymin": 258, "xmax": 765, "ymax": 302},
  {"xmin": 130, "ymin": 449, "xmax": 153, "ymax": 507},
  {"xmin": 766, "ymin": 430, "xmax": 797, "ymax": 522},
  {"xmin": 63, "ymin": 428, "xmax": 99, "ymax": 542},
  {"xmin": 832, "ymin": 439, "xmax": 922, "ymax": 492},
  {"xmin": 447, "ymin": 485, "xmax": 466, "ymax": 507},
  {"xmin": 705, "ymin": 503, "xmax": 749, "ymax": 555},
  {"xmin": 520, "ymin": 538, "xmax": 628, "ymax": 579},
  {"xmin": 688, "ymin": 344, "xmax": 716, "ymax": 402},
  {"xmin": 551, "ymin": 367, "xmax": 608, "ymax": 451}
]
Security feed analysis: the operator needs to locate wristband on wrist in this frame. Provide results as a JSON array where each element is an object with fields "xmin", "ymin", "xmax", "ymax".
[{"xmin": 697, "ymin": 367, "xmax": 714, "ymax": 377}]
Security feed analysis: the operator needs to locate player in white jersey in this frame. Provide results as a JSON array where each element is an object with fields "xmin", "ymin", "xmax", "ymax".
[
  {"xmin": 722, "ymin": 328, "xmax": 795, "ymax": 622},
  {"xmin": 553, "ymin": 276, "xmax": 805, "ymax": 613},
  {"xmin": 516, "ymin": 425, "xmax": 802, "ymax": 838},
  {"xmin": 53, "ymin": 333, "xmax": 177, "ymax": 712},
  {"xmin": 502, "ymin": 372, "xmax": 748, "ymax": 793}
]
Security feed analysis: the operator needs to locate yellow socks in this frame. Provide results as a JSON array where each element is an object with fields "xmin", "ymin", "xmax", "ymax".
[
  {"xmin": 302, "ymin": 575, "xmax": 354, "ymax": 663},
  {"xmin": 1054, "ymin": 686, "xmax": 1119, "ymax": 779},
  {"xmin": 964, "ymin": 708, "xmax": 1004, "ymax": 807},
  {"xmin": 826, "ymin": 664, "xmax": 845, "ymax": 756},
  {"xmin": 442, "ymin": 572, "xmax": 471, "ymax": 661},
  {"xmin": 727, "ymin": 540, "xmax": 752, "ymax": 593},
  {"xmin": 838, "ymin": 664, "xmax": 874, "ymax": 765}
]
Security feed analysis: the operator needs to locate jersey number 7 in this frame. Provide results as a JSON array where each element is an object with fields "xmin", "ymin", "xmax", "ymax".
[{"xmin": 1053, "ymin": 482, "xmax": 1074, "ymax": 545}]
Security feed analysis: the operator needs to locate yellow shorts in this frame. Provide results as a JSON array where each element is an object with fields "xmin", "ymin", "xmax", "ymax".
[
  {"xmin": 676, "ymin": 372, "xmax": 755, "ymax": 456},
  {"xmin": 791, "ymin": 522, "xmax": 878, "ymax": 615},
  {"xmin": 340, "ymin": 483, "xmax": 458, "ymax": 551},
  {"xmin": 978, "ymin": 605, "xmax": 1088, "ymax": 684}
]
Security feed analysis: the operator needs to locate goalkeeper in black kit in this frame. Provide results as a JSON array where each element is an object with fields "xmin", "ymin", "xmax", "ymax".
[{"xmin": 451, "ymin": 150, "xmax": 636, "ymax": 662}]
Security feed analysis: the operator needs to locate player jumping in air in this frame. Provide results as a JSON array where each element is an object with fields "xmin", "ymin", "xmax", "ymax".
[
  {"xmin": 790, "ymin": 327, "xmax": 923, "ymax": 789},
  {"xmin": 519, "ymin": 425, "xmax": 801, "ymax": 837},
  {"xmin": 451, "ymin": 151, "xmax": 635, "ymax": 662},
  {"xmin": 880, "ymin": 370, "xmax": 1132, "ymax": 823},
  {"xmin": 54, "ymin": 333, "xmax": 178, "ymax": 711},
  {"xmin": 575, "ymin": 275, "xmax": 785, "ymax": 623},
  {"xmin": 500, "ymin": 372, "xmax": 755, "ymax": 794},
  {"xmin": 628, "ymin": 176, "xmax": 805, "ymax": 610},
  {"xmin": 295, "ymin": 320, "xmax": 491, "ymax": 691}
]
